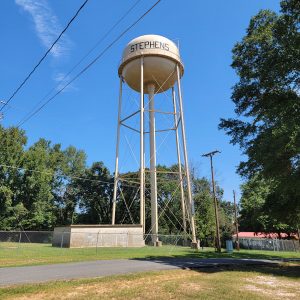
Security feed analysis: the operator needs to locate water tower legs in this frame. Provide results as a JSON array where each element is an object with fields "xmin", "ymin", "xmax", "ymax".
[
  {"xmin": 111, "ymin": 59, "xmax": 198, "ymax": 248},
  {"xmin": 140, "ymin": 57, "xmax": 145, "ymax": 231},
  {"xmin": 171, "ymin": 87, "xmax": 187, "ymax": 237},
  {"xmin": 176, "ymin": 65, "xmax": 198, "ymax": 248},
  {"xmin": 111, "ymin": 77, "xmax": 123, "ymax": 225},
  {"xmin": 148, "ymin": 83, "xmax": 159, "ymax": 245}
]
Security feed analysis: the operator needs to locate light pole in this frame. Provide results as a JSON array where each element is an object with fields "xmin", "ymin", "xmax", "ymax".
[
  {"xmin": 202, "ymin": 150, "xmax": 221, "ymax": 253},
  {"xmin": 233, "ymin": 190, "xmax": 240, "ymax": 250}
]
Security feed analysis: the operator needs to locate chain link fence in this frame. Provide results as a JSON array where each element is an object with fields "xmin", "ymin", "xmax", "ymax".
[
  {"xmin": 0, "ymin": 230, "xmax": 53, "ymax": 245},
  {"xmin": 53, "ymin": 231, "xmax": 145, "ymax": 248},
  {"xmin": 52, "ymin": 231, "xmax": 192, "ymax": 248},
  {"xmin": 0, "ymin": 230, "xmax": 194, "ymax": 254},
  {"xmin": 236, "ymin": 237, "xmax": 300, "ymax": 252},
  {"xmin": 1, "ymin": 231, "xmax": 299, "ymax": 252},
  {"xmin": 144, "ymin": 234, "xmax": 192, "ymax": 247},
  {"xmin": 0, "ymin": 231, "xmax": 197, "ymax": 267}
]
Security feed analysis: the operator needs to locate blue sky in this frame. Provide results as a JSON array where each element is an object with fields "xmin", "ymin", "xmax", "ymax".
[{"xmin": 1, "ymin": 0, "xmax": 280, "ymax": 202}]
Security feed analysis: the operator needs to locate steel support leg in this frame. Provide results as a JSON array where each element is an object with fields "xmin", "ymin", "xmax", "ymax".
[
  {"xmin": 148, "ymin": 83, "xmax": 158, "ymax": 244},
  {"xmin": 176, "ymin": 64, "xmax": 198, "ymax": 246},
  {"xmin": 112, "ymin": 77, "xmax": 123, "ymax": 224},
  {"xmin": 140, "ymin": 57, "xmax": 145, "ymax": 228},
  {"xmin": 172, "ymin": 87, "xmax": 187, "ymax": 236}
]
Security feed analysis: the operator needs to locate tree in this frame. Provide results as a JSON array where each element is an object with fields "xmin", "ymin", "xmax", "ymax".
[
  {"xmin": 155, "ymin": 164, "xmax": 184, "ymax": 235},
  {"xmin": 219, "ymin": 0, "xmax": 300, "ymax": 228},
  {"xmin": 239, "ymin": 176, "xmax": 293, "ymax": 235},
  {"xmin": 193, "ymin": 177, "xmax": 234, "ymax": 246},
  {"xmin": 219, "ymin": 200, "xmax": 235, "ymax": 243},
  {"xmin": 54, "ymin": 146, "xmax": 87, "ymax": 225},
  {"xmin": 115, "ymin": 171, "xmax": 140, "ymax": 226},
  {"xmin": 20, "ymin": 139, "xmax": 59, "ymax": 230},
  {"xmin": 193, "ymin": 178, "xmax": 216, "ymax": 245},
  {"xmin": 75, "ymin": 162, "xmax": 112, "ymax": 224},
  {"xmin": 0, "ymin": 126, "xmax": 27, "ymax": 230},
  {"xmin": 115, "ymin": 165, "xmax": 185, "ymax": 235},
  {"xmin": 0, "ymin": 124, "xmax": 237, "ymax": 238}
]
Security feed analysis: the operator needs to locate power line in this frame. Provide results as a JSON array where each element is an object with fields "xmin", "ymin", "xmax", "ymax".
[
  {"xmin": 0, "ymin": 162, "xmax": 183, "ymax": 188},
  {"xmin": 0, "ymin": 163, "xmax": 113, "ymax": 185},
  {"xmin": 17, "ymin": 0, "xmax": 142, "ymax": 126},
  {"xmin": 17, "ymin": 0, "xmax": 162, "ymax": 128},
  {"xmin": 0, "ymin": 163, "xmax": 149, "ymax": 189},
  {"xmin": 0, "ymin": 0, "xmax": 90, "ymax": 113},
  {"xmin": 0, "ymin": 163, "xmax": 135, "ymax": 189},
  {"xmin": 61, "ymin": 0, "xmax": 142, "ymax": 78}
]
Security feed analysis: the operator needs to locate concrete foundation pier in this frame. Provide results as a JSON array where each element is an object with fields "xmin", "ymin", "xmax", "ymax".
[{"xmin": 52, "ymin": 224, "xmax": 144, "ymax": 248}]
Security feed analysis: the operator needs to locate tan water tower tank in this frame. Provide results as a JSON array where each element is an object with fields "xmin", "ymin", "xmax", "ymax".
[{"xmin": 118, "ymin": 34, "xmax": 184, "ymax": 93}]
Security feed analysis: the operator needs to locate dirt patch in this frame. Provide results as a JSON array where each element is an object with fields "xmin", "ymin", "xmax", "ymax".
[
  {"xmin": 12, "ymin": 271, "xmax": 200, "ymax": 300},
  {"xmin": 179, "ymin": 282, "xmax": 203, "ymax": 292},
  {"xmin": 249, "ymin": 275, "xmax": 299, "ymax": 289},
  {"xmin": 244, "ymin": 275, "xmax": 300, "ymax": 299},
  {"xmin": 245, "ymin": 284, "xmax": 297, "ymax": 299}
]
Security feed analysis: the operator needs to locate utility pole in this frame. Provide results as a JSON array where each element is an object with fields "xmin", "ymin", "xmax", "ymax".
[
  {"xmin": 202, "ymin": 150, "xmax": 221, "ymax": 253},
  {"xmin": 233, "ymin": 190, "xmax": 240, "ymax": 251}
]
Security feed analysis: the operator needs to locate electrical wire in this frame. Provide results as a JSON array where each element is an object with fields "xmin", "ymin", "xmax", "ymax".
[
  {"xmin": 0, "ymin": 162, "xmax": 189, "ymax": 231},
  {"xmin": 17, "ymin": 0, "xmax": 142, "ymax": 126},
  {"xmin": 1, "ymin": 0, "xmax": 90, "ymax": 113},
  {"xmin": 0, "ymin": 163, "xmax": 113, "ymax": 186},
  {"xmin": 0, "ymin": 163, "xmax": 172, "ymax": 189},
  {"xmin": 16, "ymin": 0, "xmax": 162, "ymax": 128}
]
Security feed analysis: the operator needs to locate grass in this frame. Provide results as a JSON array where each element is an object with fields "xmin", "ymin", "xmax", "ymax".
[
  {"xmin": 0, "ymin": 263, "xmax": 299, "ymax": 299},
  {"xmin": 0, "ymin": 242, "xmax": 299, "ymax": 268}
]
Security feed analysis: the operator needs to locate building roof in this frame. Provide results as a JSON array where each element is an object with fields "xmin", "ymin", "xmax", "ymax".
[{"xmin": 232, "ymin": 232, "xmax": 299, "ymax": 239}]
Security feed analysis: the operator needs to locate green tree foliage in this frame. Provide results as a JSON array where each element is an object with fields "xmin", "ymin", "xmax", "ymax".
[
  {"xmin": 219, "ymin": 200, "xmax": 235, "ymax": 242},
  {"xmin": 55, "ymin": 146, "xmax": 87, "ymax": 225},
  {"xmin": 0, "ymin": 125, "xmax": 233, "ymax": 242},
  {"xmin": 193, "ymin": 178, "xmax": 216, "ymax": 242},
  {"xmin": 115, "ymin": 172, "xmax": 140, "ymax": 225},
  {"xmin": 75, "ymin": 162, "xmax": 112, "ymax": 224},
  {"xmin": 193, "ymin": 177, "xmax": 234, "ymax": 246},
  {"xmin": 219, "ymin": 0, "xmax": 300, "ymax": 229},
  {"xmin": 155, "ymin": 165, "xmax": 184, "ymax": 235},
  {"xmin": 20, "ymin": 139, "xmax": 58, "ymax": 230},
  {"xmin": 0, "ymin": 126, "xmax": 27, "ymax": 229},
  {"xmin": 0, "ymin": 126, "xmax": 88, "ymax": 230},
  {"xmin": 239, "ymin": 176, "xmax": 294, "ymax": 235},
  {"xmin": 114, "ymin": 165, "xmax": 185, "ymax": 234},
  {"xmin": 111, "ymin": 165, "xmax": 234, "ymax": 242}
]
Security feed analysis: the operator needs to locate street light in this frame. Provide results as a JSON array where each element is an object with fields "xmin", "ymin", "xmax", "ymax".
[{"xmin": 202, "ymin": 150, "xmax": 221, "ymax": 253}]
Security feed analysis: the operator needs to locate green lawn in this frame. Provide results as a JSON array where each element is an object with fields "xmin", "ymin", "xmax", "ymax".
[
  {"xmin": 1, "ymin": 264, "xmax": 299, "ymax": 299},
  {"xmin": 0, "ymin": 242, "xmax": 299, "ymax": 268}
]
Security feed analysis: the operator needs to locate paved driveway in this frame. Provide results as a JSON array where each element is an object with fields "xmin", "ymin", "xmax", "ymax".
[{"xmin": 0, "ymin": 258, "xmax": 279, "ymax": 286}]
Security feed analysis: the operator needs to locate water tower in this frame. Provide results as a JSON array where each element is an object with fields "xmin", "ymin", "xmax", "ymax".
[{"xmin": 111, "ymin": 34, "xmax": 198, "ymax": 247}]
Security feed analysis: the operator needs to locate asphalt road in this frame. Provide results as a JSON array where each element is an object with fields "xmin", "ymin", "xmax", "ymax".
[{"xmin": 0, "ymin": 258, "xmax": 279, "ymax": 286}]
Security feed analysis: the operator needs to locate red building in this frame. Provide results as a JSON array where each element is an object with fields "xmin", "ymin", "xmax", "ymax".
[{"xmin": 233, "ymin": 232, "xmax": 299, "ymax": 239}]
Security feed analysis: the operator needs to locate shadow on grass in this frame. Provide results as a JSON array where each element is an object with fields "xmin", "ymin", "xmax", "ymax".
[
  {"xmin": 131, "ymin": 256, "xmax": 300, "ymax": 279},
  {"xmin": 193, "ymin": 264, "xmax": 300, "ymax": 279},
  {"xmin": 128, "ymin": 249, "xmax": 299, "ymax": 260}
]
